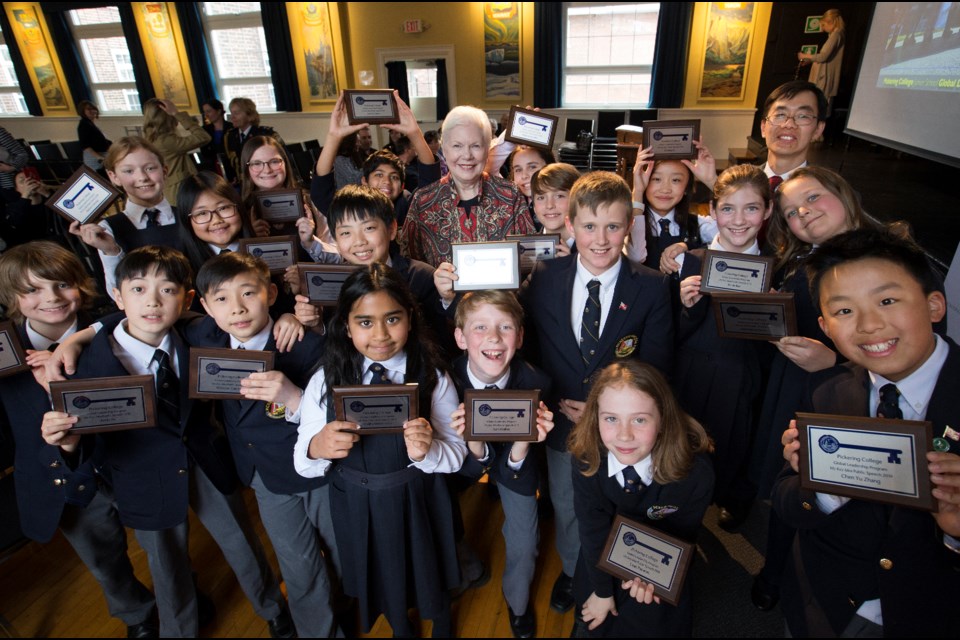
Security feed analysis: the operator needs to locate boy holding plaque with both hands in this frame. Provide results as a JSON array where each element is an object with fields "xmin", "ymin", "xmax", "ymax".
[
  {"xmin": 39, "ymin": 246, "xmax": 294, "ymax": 638},
  {"xmin": 447, "ymin": 290, "xmax": 554, "ymax": 638},
  {"xmin": 777, "ymin": 228, "xmax": 960, "ymax": 637}
]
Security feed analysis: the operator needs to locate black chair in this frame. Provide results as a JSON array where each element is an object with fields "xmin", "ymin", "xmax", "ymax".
[
  {"xmin": 60, "ymin": 141, "xmax": 84, "ymax": 162},
  {"xmin": 31, "ymin": 143, "xmax": 64, "ymax": 162},
  {"xmin": 288, "ymin": 149, "xmax": 315, "ymax": 185}
]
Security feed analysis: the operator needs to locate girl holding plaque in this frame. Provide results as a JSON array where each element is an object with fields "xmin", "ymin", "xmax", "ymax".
[
  {"xmin": 568, "ymin": 361, "xmax": 713, "ymax": 637},
  {"xmin": 674, "ymin": 165, "xmax": 773, "ymax": 531},
  {"xmin": 751, "ymin": 166, "xmax": 876, "ymax": 610},
  {"xmin": 293, "ymin": 264, "xmax": 467, "ymax": 636},
  {"xmin": 239, "ymin": 136, "xmax": 333, "ymax": 246}
]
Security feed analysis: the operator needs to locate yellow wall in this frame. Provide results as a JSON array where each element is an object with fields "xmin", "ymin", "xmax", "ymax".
[
  {"xmin": 341, "ymin": 2, "xmax": 534, "ymax": 108},
  {"xmin": 683, "ymin": 2, "xmax": 772, "ymax": 109}
]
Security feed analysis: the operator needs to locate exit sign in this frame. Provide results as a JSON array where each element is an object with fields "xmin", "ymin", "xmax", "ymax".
[{"xmin": 404, "ymin": 19, "xmax": 422, "ymax": 33}]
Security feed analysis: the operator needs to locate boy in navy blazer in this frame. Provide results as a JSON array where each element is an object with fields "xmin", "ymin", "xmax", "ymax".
[
  {"xmin": 191, "ymin": 252, "xmax": 338, "ymax": 637},
  {"xmin": 776, "ymin": 228, "xmax": 960, "ymax": 637},
  {"xmin": 447, "ymin": 290, "xmax": 554, "ymax": 638},
  {"xmin": 41, "ymin": 246, "xmax": 289, "ymax": 638},
  {"xmin": 517, "ymin": 171, "xmax": 673, "ymax": 613},
  {"xmin": 0, "ymin": 241, "xmax": 156, "ymax": 636}
]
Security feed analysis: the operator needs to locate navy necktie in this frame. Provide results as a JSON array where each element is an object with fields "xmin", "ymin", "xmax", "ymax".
[
  {"xmin": 657, "ymin": 217, "xmax": 675, "ymax": 251},
  {"xmin": 580, "ymin": 280, "xmax": 601, "ymax": 364},
  {"xmin": 877, "ymin": 383, "xmax": 903, "ymax": 419},
  {"xmin": 144, "ymin": 209, "xmax": 160, "ymax": 228},
  {"xmin": 622, "ymin": 466, "xmax": 642, "ymax": 494},
  {"xmin": 153, "ymin": 348, "xmax": 180, "ymax": 423},
  {"xmin": 368, "ymin": 362, "xmax": 391, "ymax": 385}
]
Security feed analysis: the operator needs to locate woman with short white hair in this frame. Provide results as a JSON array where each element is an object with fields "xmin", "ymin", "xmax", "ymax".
[{"xmin": 399, "ymin": 105, "xmax": 535, "ymax": 267}]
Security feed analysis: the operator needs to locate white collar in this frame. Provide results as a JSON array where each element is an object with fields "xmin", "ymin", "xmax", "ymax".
[
  {"xmin": 709, "ymin": 235, "xmax": 761, "ymax": 255},
  {"xmin": 230, "ymin": 317, "xmax": 273, "ymax": 351},
  {"xmin": 25, "ymin": 318, "xmax": 78, "ymax": 351},
  {"xmin": 465, "ymin": 362, "xmax": 510, "ymax": 390},
  {"xmin": 208, "ymin": 241, "xmax": 240, "ymax": 254},
  {"xmin": 607, "ymin": 451, "xmax": 655, "ymax": 486},
  {"xmin": 869, "ymin": 335, "xmax": 948, "ymax": 419},
  {"xmin": 648, "ymin": 208, "xmax": 676, "ymax": 222},
  {"xmin": 763, "ymin": 161, "xmax": 807, "ymax": 180},
  {"xmin": 362, "ymin": 351, "xmax": 408, "ymax": 376},
  {"xmin": 113, "ymin": 319, "xmax": 176, "ymax": 369},
  {"xmin": 575, "ymin": 254, "xmax": 622, "ymax": 290},
  {"xmin": 126, "ymin": 199, "xmax": 172, "ymax": 223}
]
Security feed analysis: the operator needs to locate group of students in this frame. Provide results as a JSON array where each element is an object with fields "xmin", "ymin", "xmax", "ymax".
[{"xmin": 1, "ymin": 79, "xmax": 959, "ymax": 640}]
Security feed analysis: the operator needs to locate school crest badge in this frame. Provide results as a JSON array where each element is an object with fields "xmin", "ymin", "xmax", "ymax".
[
  {"xmin": 615, "ymin": 335, "xmax": 638, "ymax": 358},
  {"xmin": 647, "ymin": 505, "xmax": 678, "ymax": 520},
  {"xmin": 265, "ymin": 402, "xmax": 286, "ymax": 419}
]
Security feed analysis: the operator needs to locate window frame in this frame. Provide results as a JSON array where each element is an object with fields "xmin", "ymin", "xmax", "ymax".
[
  {"xmin": 68, "ymin": 7, "xmax": 140, "ymax": 115},
  {"xmin": 200, "ymin": 3, "xmax": 276, "ymax": 112},
  {"xmin": 561, "ymin": 2, "xmax": 661, "ymax": 109},
  {"xmin": 0, "ymin": 31, "xmax": 29, "ymax": 116}
]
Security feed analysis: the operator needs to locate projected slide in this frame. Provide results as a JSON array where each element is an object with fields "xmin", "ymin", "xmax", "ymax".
[
  {"xmin": 877, "ymin": 2, "xmax": 960, "ymax": 92},
  {"xmin": 848, "ymin": 2, "xmax": 960, "ymax": 165}
]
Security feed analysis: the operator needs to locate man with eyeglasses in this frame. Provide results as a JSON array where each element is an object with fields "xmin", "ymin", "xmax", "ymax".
[{"xmin": 759, "ymin": 80, "xmax": 828, "ymax": 189}]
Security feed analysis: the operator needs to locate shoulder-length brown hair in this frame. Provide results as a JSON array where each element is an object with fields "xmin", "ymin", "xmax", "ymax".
[
  {"xmin": 568, "ymin": 361, "xmax": 712, "ymax": 483},
  {"xmin": 768, "ymin": 166, "xmax": 872, "ymax": 272},
  {"xmin": 239, "ymin": 136, "xmax": 303, "ymax": 215},
  {"xmin": 141, "ymin": 98, "xmax": 179, "ymax": 143},
  {"xmin": 0, "ymin": 241, "xmax": 97, "ymax": 321}
]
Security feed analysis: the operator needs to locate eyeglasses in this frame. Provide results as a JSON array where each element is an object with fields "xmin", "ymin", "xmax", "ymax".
[
  {"xmin": 247, "ymin": 158, "xmax": 284, "ymax": 172},
  {"xmin": 189, "ymin": 203, "xmax": 238, "ymax": 224},
  {"xmin": 765, "ymin": 112, "xmax": 818, "ymax": 127}
]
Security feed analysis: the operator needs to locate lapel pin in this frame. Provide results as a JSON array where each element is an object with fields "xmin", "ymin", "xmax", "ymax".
[{"xmin": 619, "ymin": 302, "xmax": 627, "ymax": 311}]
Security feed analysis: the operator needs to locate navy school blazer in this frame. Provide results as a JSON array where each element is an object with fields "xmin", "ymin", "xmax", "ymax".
[
  {"xmin": 518, "ymin": 255, "xmax": 673, "ymax": 451},
  {"xmin": 0, "ymin": 319, "xmax": 100, "ymax": 542},
  {"xmin": 70, "ymin": 323, "xmax": 238, "ymax": 531},
  {"xmin": 773, "ymin": 339, "xmax": 960, "ymax": 637},
  {"xmin": 184, "ymin": 315, "xmax": 326, "ymax": 494}
]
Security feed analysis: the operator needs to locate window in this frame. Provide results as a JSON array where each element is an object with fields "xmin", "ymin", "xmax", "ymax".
[
  {"xmin": 69, "ymin": 7, "xmax": 140, "ymax": 114},
  {"xmin": 407, "ymin": 67, "xmax": 437, "ymax": 98},
  {"xmin": 201, "ymin": 2, "xmax": 276, "ymax": 111},
  {"xmin": 0, "ymin": 33, "xmax": 28, "ymax": 115},
  {"xmin": 563, "ymin": 3, "xmax": 660, "ymax": 108}
]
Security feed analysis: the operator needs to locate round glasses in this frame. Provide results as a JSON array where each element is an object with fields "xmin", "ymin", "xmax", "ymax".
[
  {"xmin": 765, "ymin": 112, "xmax": 817, "ymax": 127},
  {"xmin": 247, "ymin": 158, "xmax": 285, "ymax": 172},
  {"xmin": 189, "ymin": 203, "xmax": 238, "ymax": 224}
]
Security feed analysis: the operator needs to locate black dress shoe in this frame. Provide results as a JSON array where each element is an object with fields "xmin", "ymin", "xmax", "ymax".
[
  {"xmin": 549, "ymin": 572, "xmax": 575, "ymax": 613},
  {"xmin": 267, "ymin": 607, "xmax": 296, "ymax": 639},
  {"xmin": 451, "ymin": 561, "xmax": 491, "ymax": 599},
  {"xmin": 126, "ymin": 620, "xmax": 159, "ymax": 638},
  {"xmin": 751, "ymin": 574, "xmax": 780, "ymax": 611},
  {"xmin": 717, "ymin": 506, "xmax": 749, "ymax": 532},
  {"xmin": 508, "ymin": 604, "xmax": 535, "ymax": 638}
]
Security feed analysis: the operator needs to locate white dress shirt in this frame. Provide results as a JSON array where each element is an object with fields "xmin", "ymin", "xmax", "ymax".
[
  {"xmin": 111, "ymin": 320, "xmax": 180, "ymax": 379},
  {"xmin": 26, "ymin": 318, "xmax": 78, "ymax": 351},
  {"xmin": 570, "ymin": 255, "xmax": 622, "ymax": 342},
  {"xmin": 294, "ymin": 351, "xmax": 466, "ymax": 478}
]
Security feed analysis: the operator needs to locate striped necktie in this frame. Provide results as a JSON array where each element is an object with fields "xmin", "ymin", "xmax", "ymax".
[{"xmin": 580, "ymin": 279, "xmax": 601, "ymax": 364}]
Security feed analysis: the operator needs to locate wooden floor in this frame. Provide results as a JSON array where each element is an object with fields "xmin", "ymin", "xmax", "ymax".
[{"xmin": 0, "ymin": 482, "xmax": 575, "ymax": 638}]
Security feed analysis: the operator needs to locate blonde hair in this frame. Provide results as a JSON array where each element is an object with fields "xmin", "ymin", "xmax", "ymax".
[
  {"xmin": 567, "ymin": 361, "xmax": 712, "ymax": 482},
  {"xmin": 0, "ymin": 241, "xmax": 97, "ymax": 322},
  {"xmin": 531, "ymin": 163, "xmax": 580, "ymax": 196},
  {"xmin": 229, "ymin": 97, "xmax": 260, "ymax": 127},
  {"xmin": 568, "ymin": 171, "xmax": 632, "ymax": 222},
  {"xmin": 454, "ymin": 290, "xmax": 524, "ymax": 331},
  {"xmin": 823, "ymin": 8, "xmax": 845, "ymax": 32},
  {"xmin": 141, "ymin": 98, "xmax": 179, "ymax": 143},
  {"xmin": 103, "ymin": 136, "xmax": 165, "ymax": 173}
]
